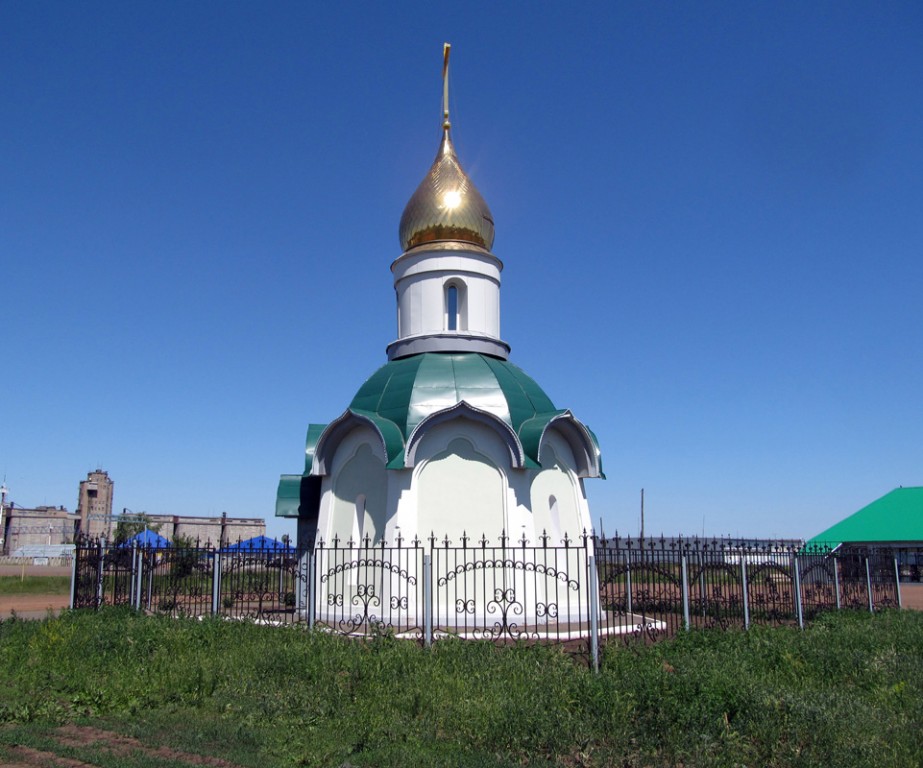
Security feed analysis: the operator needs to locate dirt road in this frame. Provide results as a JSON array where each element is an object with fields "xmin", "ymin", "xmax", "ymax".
[
  {"xmin": 0, "ymin": 565, "xmax": 72, "ymax": 619},
  {"xmin": 0, "ymin": 594, "xmax": 71, "ymax": 620}
]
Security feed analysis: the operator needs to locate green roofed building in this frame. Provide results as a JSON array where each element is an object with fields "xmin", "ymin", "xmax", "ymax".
[
  {"xmin": 276, "ymin": 48, "xmax": 603, "ymax": 554},
  {"xmin": 808, "ymin": 487, "xmax": 923, "ymax": 550}
]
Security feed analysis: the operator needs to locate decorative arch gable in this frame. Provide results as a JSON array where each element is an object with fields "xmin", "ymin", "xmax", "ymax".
[
  {"xmin": 518, "ymin": 410, "xmax": 603, "ymax": 478},
  {"xmin": 404, "ymin": 400, "xmax": 525, "ymax": 469},
  {"xmin": 312, "ymin": 408, "xmax": 404, "ymax": 475}
]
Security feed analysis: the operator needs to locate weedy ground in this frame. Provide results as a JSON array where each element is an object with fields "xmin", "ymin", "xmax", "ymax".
[{"xmin": 0, "ymin": 608, "xmax": 921, "ymax": 767}]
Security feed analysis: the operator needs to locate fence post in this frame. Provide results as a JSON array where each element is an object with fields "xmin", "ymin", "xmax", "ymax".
[
  {"xmin": 792, "ymin": 554, "xmax": 804, "ymax": 629},
  {"xmin": 894, "ymin": 556, "xmax": 902, "ymax": 610},
  {"xmin": 423, "ymin": 553, "xmax": 433, "ymax": 648},
  {"xmin": 296, "ymin": 548, "xmax": 309, "ymax": 619},
  {"xmin": 134, "ymin": 548, "xmax": 144, "ymax": 610},
  {"xmin": 69, "ymin": 543, "xmax": 78, "ymax": 609},
  {"xmin": 681, "ymin": 554, "xmax": 690, "ymax": 632},
  {"xmin": 308, "ymin": 551, "xmax": 316, "ymax": 630},
  {"xmin": 833, "ymin": 555, "xmax": 841, "ymax": 610},
  {"xmin": 211, "ymin": 550, "xmax": 221, "ymax": 615},
  {"xmin": 740, "ymin": 556, "xmax": 750, "ymax": 630},
  {"xmin": 130, "ymin": 547, "xmax": 137, "ymax": 609},
  {"xmin": 146, "ymin": 559, "xmax": 153, "ymax": 611},
  {"xmin": 130, "ymin": 543, "xmax": 138, "ymax": 609},
  {"xmin": 588, "ymin": 555, "xmax": 600, "ymax": 673},
  {"xmin": 95, "ymin": 537, "xmax": 106, "ymax": 608},
  {"xmin": 626, "ymin": 549, "xmax": 633, "ymax": 617},
  {"xmin": 865, "ymin": 557, "xmax": 874, "ymax": 613}
]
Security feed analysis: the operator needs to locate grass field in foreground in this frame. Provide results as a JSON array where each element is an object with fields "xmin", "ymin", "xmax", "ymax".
[
  {"xmin": 0, "ymin": 575, "xmax": 71, "ymax": 595},
  {"xmin": 0, "ymin": 608, "xmax": 921, "ymax": 767}
]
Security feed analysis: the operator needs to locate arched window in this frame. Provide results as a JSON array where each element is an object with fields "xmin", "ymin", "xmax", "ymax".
[{"xmin": 446, "ymin": 284, "xmax": 458, "ymax": 331}]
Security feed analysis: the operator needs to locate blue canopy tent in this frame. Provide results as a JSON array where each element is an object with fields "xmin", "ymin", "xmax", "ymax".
[
  {"xmin": 121, "ymin": 529, "xmax": 171, "ymax": 548},
  {"xmin": 220, "ymin": 535, "xmax": 293, "ymax": 555}
]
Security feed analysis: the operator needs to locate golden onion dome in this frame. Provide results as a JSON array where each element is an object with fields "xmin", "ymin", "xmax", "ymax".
[{"xmin": 399, "ymin": 123, "xmax": 495, "ymax": 252}]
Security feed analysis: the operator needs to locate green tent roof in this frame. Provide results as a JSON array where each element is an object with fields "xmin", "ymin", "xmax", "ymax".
[{"xmin": 807, "ymin": 487, "xmax": 923, "ymax": 548}]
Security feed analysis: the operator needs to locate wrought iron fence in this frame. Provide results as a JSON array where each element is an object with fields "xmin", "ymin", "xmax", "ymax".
[
  {"xmin": 71, "ymin": 534, "xmax": 910, "ymax": 666},
  {"xmin": 593, "ymin": 536, "xmax": 901, "ymax": 645}
]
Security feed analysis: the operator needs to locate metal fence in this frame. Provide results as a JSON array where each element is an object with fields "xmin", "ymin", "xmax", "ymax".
[
  {"xmin": 71, "ymin": 534, "xmax": 909, "ymax": 666},
  {"xmin": 594, "ymin": 536, "xmax": 901, "ymax": 643}
]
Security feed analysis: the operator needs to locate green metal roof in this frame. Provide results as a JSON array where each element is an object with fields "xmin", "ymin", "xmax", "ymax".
[
  {"xmin": 807, "ymin": 487, "xmax": 923, "ymax": 547},
  {"xmin": 276, "ymin": 475, "xmax": 303, "ymax": 518},
  {"xmin": 349, "ymin": 352, "xmax": 557, "ymax": 439},
  {"xmin": 277, "ymin": 351, "xmax": 603, "ymax": 517},
  {"xmin": 303, "ymin": 423, "xmax": 327, "ymax": 474}
]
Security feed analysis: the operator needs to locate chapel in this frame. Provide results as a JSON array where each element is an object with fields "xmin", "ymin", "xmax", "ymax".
[{"xmin": 276, "ymin": 46, "xmax": 604, "ymax": 552}]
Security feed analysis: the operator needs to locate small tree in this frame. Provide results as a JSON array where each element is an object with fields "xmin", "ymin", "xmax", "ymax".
[
  {"xmin": 170, "ymin": 534, "xmax": 200, "ymax": 579},
  {"xmin": 113, "ymin": 512, "xmax": 162, "ymax": 544}
]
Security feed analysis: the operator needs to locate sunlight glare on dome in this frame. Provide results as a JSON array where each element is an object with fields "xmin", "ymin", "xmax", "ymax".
[{"xmin": 443, "ymin": 189, "xmax": 462, "ymax": 209}]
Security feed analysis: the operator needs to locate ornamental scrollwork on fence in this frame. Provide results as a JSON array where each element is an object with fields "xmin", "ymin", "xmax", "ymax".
[
  {"xmin": 456, "ymin": 598, "xmax": 476, "ymax": 615},
  {"xmin": 600, "ymin": 562, "xmax": 681, "ymax": 616},
  {"xmin": 437, "ymin": 558, "xmax": 579, "ymax": 591},
  {"xmin": 470, "ymin": 588, "xmax": 539, "ymax": 642},
  {"xmin": 622, "ymin": 619, "xmax": 664, "ymax": 647},
  {"xmin": 320, "ymin": 557, "xmax": 416, "ymax": 585},
  {"xmin": 336, "ymin": 584, "xmax": 386, "ymax": 635}
]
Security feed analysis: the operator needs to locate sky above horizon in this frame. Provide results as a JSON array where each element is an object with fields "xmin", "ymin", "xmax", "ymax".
[{"xmin": 2, "ymin": 2, "xmax": 921, "ymax": 542}]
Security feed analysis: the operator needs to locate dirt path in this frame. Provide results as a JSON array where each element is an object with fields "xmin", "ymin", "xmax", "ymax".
[
  {"xmin": 900, "ymin": 583, "xmax": 923, "ymax": 610},
  {"xmin": 3, "ymin": 725, "xmax": 247, "ymax": 767},
  {"xmin": 0, "ymin": 565, "xmax": 71, "ymax": 619},
  {"xmin": 0, "ymin": 594, "xmax": 70, "ymax": 620}
]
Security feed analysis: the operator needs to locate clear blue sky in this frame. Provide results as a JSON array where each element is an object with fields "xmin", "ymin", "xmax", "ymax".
[{"xmin": 2, "ymin": 2, "xmax": 921, "ymax": 541}]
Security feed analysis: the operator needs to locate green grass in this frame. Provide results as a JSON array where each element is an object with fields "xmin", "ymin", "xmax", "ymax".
[
  {"xmin": 0, "ymin": 575, "xmax": 71, "ymax": 595},
  {"xmin": 0, "ymin": 608, "xmax": 921, "ymax": 767}
]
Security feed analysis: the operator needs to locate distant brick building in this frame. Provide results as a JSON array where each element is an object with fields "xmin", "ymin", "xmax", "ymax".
[
  {"xmin": 124, "ymin": 512, "xmax": 265, "ymax": 546},
  {"xmin": 0, "ymin": 470, "xmax": 266, "ymax": 555},
  {"xmin": 0, "ymin": 503, "xmax": 80, "ymax": 554},
  {"xmin": 76, "ymin": 469, "xmax": 114, "ymax": 538}
]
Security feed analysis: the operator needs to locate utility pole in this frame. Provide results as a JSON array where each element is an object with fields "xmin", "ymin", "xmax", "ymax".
[
  {"xmin": 640, "ymin": 488, "xmax": 645, "ymax": 541},
  {"xmin": 0, "ymin": 483, "xmax": 7, "ymax": 554}
]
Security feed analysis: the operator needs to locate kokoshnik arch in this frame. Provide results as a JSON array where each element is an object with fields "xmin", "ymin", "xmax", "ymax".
[{"xmin": 276, "ymin": 45, "xmax": 604, "ymax": 557}]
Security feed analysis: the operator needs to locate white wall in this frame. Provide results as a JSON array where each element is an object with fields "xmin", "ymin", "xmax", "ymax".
[{"xmin": 320, "ymin": 428, "xmax": 388, "ymax": 546}]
